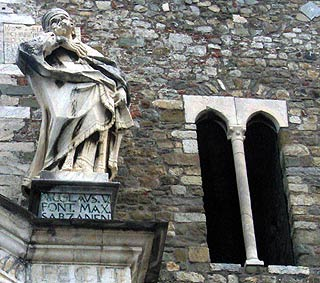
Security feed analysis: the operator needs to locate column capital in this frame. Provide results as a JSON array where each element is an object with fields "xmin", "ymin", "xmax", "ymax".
[{"xmin": 227, "ymin": 126, "xmax": 246, "ymax": 141}]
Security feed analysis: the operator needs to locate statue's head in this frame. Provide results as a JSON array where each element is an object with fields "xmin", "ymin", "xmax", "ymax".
[{"xmin": 42, "ymin": 8, "xmax": 75, "ymax": 38}]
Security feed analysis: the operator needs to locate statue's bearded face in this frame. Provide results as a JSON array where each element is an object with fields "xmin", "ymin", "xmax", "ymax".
[{"xmin": 49, "ymin": 14, "xmax": 74, "ymax": 37}]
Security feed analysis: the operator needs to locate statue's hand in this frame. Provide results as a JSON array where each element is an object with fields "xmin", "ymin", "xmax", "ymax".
[
  {"xmin": 114, "ymin": 88, "xmax": 127, "ymax": 107},
  {"xmin": 58, "ymin": 37, "xmax": 87, "ymax": 58},
  {"xmin": 43, "ymin": 32, "xmax": 60, "ymax": 57}
]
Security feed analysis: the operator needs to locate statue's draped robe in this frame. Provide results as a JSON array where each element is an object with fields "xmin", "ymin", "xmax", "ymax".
[{"xmin": 17, "ymin": 33, "xmax": 133, "ymax": 189}]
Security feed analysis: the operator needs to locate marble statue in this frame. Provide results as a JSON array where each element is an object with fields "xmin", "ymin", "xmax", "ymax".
[{"xmin": 17, "ymin": 8, "xmax": 134, "ymax": 190}]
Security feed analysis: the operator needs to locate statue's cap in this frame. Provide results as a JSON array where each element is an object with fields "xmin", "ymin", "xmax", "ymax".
[{"xmin": 42, "ymin": 8, "xmax": 70, "ymax": 31}]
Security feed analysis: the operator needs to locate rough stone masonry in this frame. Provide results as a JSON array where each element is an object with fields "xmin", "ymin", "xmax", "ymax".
[{"xmin": 0, "ymin": 0, "xmax": 319, "ymax": 282}]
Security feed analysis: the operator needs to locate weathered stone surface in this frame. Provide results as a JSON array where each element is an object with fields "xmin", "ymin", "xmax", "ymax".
[
  {"xmin": 175, "ymin": 271, "xmax": 205, "ymax": 282},
  {"xmin": 293, "ymin": 221, "xmax": 317, "ymax": 230},
  {"xmin": 4, "ymin": 24, "xmax": 41, "ymax": 63},
  {"xmin": 2, "ymin": 1, "xmax": 320, "ymax": 282},
  {"xmin": 0, "ymin": 106, "xmax": 30, "ymax": 119},
  {"xmin": 29, "ymin": 265, "xmax": 131, "ymax": 283},
  {"xmin": 0, "ymin": 95, "xmax": 19, "ymax": 106},
  {"xmin": 268, "ymin": 265, "xmax": 310, "ymax": 275},
  {"xmin": 171, "ymin": 130, "xmax": 197, "ymax": 139},
  {"xmin": 0, "ymin": 142, "xmax": 34, "ymax": 152},
  {"xmin": 282, "ymin": 144, "xmax": 310, "ymax": 156},
  {"xmin": 152, "ymin": 100, "xmax": 183, "ymax": 110},
  {"xmin": 290, "ymin": 194, "xmax": 315, "ymax": 206},
  {"xmin": 300, "ymin": 2, "xmax": 320, "ymax": 20},
  {"xmin": 0, "ymin": 14, "xmax": 34, "ymax": 24},
  {"xmin": 288, "ymin": 184, "xmax": 308, "ymax": 193},
  {"xmin": 210, "ymin": 263, "xmax": 241, "ymax": 272},
  {"xmin": 174, "ymin": 213, "xmax": 206, "ymax": 223},
  {"xmin": 188, "ymin": 247, "xmax": 210, "ymax": 262},
  {"xmin": 228, "ymin": 274, "xmax": 239, "ymax": 283},
  {"xmin": 95, "ymin": 1, "xmax": 111, "ymax": 10},
  {"xmin": 160, "ymin": 110, "xmax": 185, "ymax": 123},
  {"xmin": 233, "ymin": 15, "xmax": 248, "ymax": 23},
  {"xmin": 166, "ymin": 261, "xmax": 179, "ymax": 271},
  {"xmin": 0, "ymin": 119, "xmax": 25, "ymax": 141},
  {"xmin": 171, "ymin": 185, "xmax": 187, "ymax": 195},
  {"xmin": 181, "ymin": 175, "xmax": 202, "ymax": 185},
  {"xmin": 163, "ymin": 153, "xmax": 199, "ymax": 166},
  {"xmin": 208, "ymin": 274, "xmax": 227, "ymax": 283}
]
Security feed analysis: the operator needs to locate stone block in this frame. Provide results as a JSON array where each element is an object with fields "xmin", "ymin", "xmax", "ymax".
[
  {"xmin": 181, "ymin": 175, "xmax": 202, "ymax": 185},
  {"xmin": 0, "ymin": 142, "xmax": 34, "ymax": 152},
  {"xmin": 0, "ymin": 14, "xmax": 34, "ymax": 25},
  {"xmin": 210, "ymin": 263, "xmax": 241, "ymax": 272},
  {"xmin": 0, "ymin": 95, "xmax": 19, "ymax": 106},
  {"xmin": 169, "ymin": 33, "xmax": 193, "ymax": 45},
  {"xmin": 0, "ymin": 152, "xmax": 29, "ymax": 175},
  {"xmin": 174, "ymin": 249, "xmax": 188, "ymax": 262},
  {"xmin": 183, "ymin": 139, "xmax": 198, "ymax": 154},
  {"xmin": 268, "ymin": 265, "xmax": 310, "ymax": 275},
  {"xmin": 29, "ymin": 264, "xmax": 131, "ymax": 283},
  {"xmin": 183, "ymin": 95, "xmax": 236, "ymax": 125},
  {"xmin": 0, "ymin": 0, "xmax": 26, "ymax": 2},
  {"xmin": 166, "ymin": 261, "xmax": 179, "ymax": 271},
  {"xmin": 171, "ymin": 185, "xmax": 187, "ymax": 195},
  {"xmin": 233, "ymin": 14, "xmax": 247, "ymax": 23},
  {"xmin": 186, "ymin": 46, "xmax": 207, "ymax": 56},
  {"xmin": 188, "ymin": 247, "xmax": 209, "ymax": 262},
  {"xmin": 0, "ymin": 119, "xmax": 25, "ymax": 141},
  {"xmin": 152, "ymin": 99, "xmax": 183, "ymax": 110},
  {"xmin": 95, "ymin": 1, "xmax": 111, "ymax": 10},
  {"xmin": 228, "ymin": 274, "xmax": 239, "ymax": 283},
  {"xmin": 171, "ymin": 130, "xmax": 197, "ymax": 139},
  {"xmin": 300, "ymin": 2, "xmax": 320, "ymax": 20},
  {"xmin": 163, "ymin": 153, "xmax": 199, "ymax": 166},
  {"xmin": 290, "ymin": 194, "xmax": 315, "ymax": 206},
  {"xmin": 294, "ymin": 230, "xmax": 320, "ymax": 245},
  {"xmin": 207, "ymin": 274, "xmax": 227, "ymax": 283},
  {"xmin": 175, "ymin": 271, "xmax": 205, "ymax": 282},
  {"xmin": 0, "ymin": 106, "xmax": 30, "ymax": 119},
  {"xmin": 160, "ymin": 109, "xmax": 184, "ymax": 123},
  {"xmin": 3, "ymin": 24, "xmax": 41, "ymax": 63},
  {"xmin": 282, "ymin": 144, "xmax": 310, "ymax": 156},
  {"xmin": 235, "ymin": 97, "xmax": 288, "ymax": 129},
  {"xmin": 0, "ymin": 64, "xmax": 23, "ymax": 76},
  {"xmin": 313, "ymin": 157, "xmax": 320, "ymax": 167},
  {"xmin": 0, "ymin": 75, "xmax": 17, "ymax": 85},
  {"xmin": 174, "ymin": 213, "xmax": 206, "ymax": 223},
  {"xmin": 288, "ymin": 184, "xmax": 308, "ymax": 193},
  {"xmin": 293, "ymin": 221, "xmax": 317, "ymax": 230}
]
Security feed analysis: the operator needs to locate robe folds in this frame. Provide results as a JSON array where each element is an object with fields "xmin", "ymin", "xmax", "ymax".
[{"xmin": 17, "ymin": 32, "xmax": 134, "ymax": 192}]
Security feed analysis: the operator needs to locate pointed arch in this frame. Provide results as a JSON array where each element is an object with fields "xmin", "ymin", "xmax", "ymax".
[
  {"xmin": 244, "ymin": 113, "xmax": 294, "ymax": 265},
  {"xmin": 196, "ymin": 110, "xmax": 246, "ymax": 263}
]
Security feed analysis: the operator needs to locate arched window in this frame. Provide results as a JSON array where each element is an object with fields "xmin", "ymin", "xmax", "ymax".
[
  {"xmin": 244, "ymin": 114, "xmax": 294, "ymax": 265},
  {"xmin": 197, "ymin": 111, "xmax": 246, "ymax": 264}
]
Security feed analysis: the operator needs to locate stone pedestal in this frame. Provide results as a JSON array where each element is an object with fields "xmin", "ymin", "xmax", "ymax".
[
  {"xmin": 0, "ymin": 194, "xmax": 167, "ymax": 283},
  {"xmin": 29, "ymin": 171, "xmax": 119, "ymax": 220}
]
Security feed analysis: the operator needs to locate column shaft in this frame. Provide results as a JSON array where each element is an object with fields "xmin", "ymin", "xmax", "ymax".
[{"xmin": 228, "ymin": 127, "xmax": 264, "ymax": 268}]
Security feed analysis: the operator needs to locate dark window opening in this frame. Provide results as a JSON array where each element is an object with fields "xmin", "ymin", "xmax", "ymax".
[
  {"xmin": 197, "ymin": 111, "xmax": 246, "ymax": 264},
  {"xmin": 245, "ymin": 114, "xmax": 295, "ymax": 265}
]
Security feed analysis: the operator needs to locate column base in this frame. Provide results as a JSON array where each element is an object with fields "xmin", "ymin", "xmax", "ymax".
[{"xmin": 245, "ymin": 258, "xmax": 264, "ymax": 273}]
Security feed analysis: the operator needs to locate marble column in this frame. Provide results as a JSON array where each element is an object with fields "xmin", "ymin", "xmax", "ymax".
[{"xmin": 228, "ymin": 126, "xmax": 264, "ymax": 270}]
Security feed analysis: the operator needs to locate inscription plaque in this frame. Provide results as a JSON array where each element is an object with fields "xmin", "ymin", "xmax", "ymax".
[
  {"xmin": 3, "ymin": 24, "xmax": 42, "ymax": 63},
  {"xmin": 29, "ymin": 264, "xmax": 131, "ymax": 283},
  {"xmin": 39, "ymin": 191, "xmax": 112, "ymax": 220},
  {"xmin": 29, "ymin": 177, "xmax": 119, "ymax": 221},
  {"xmin": 1, "ymin": 24, "xmax": 81, "ymax": 63}
]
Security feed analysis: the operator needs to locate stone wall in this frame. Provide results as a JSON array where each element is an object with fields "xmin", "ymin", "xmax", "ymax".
[{"xmin": 0, "ymin": 0, "xmax": 319, "ymax": 282}]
